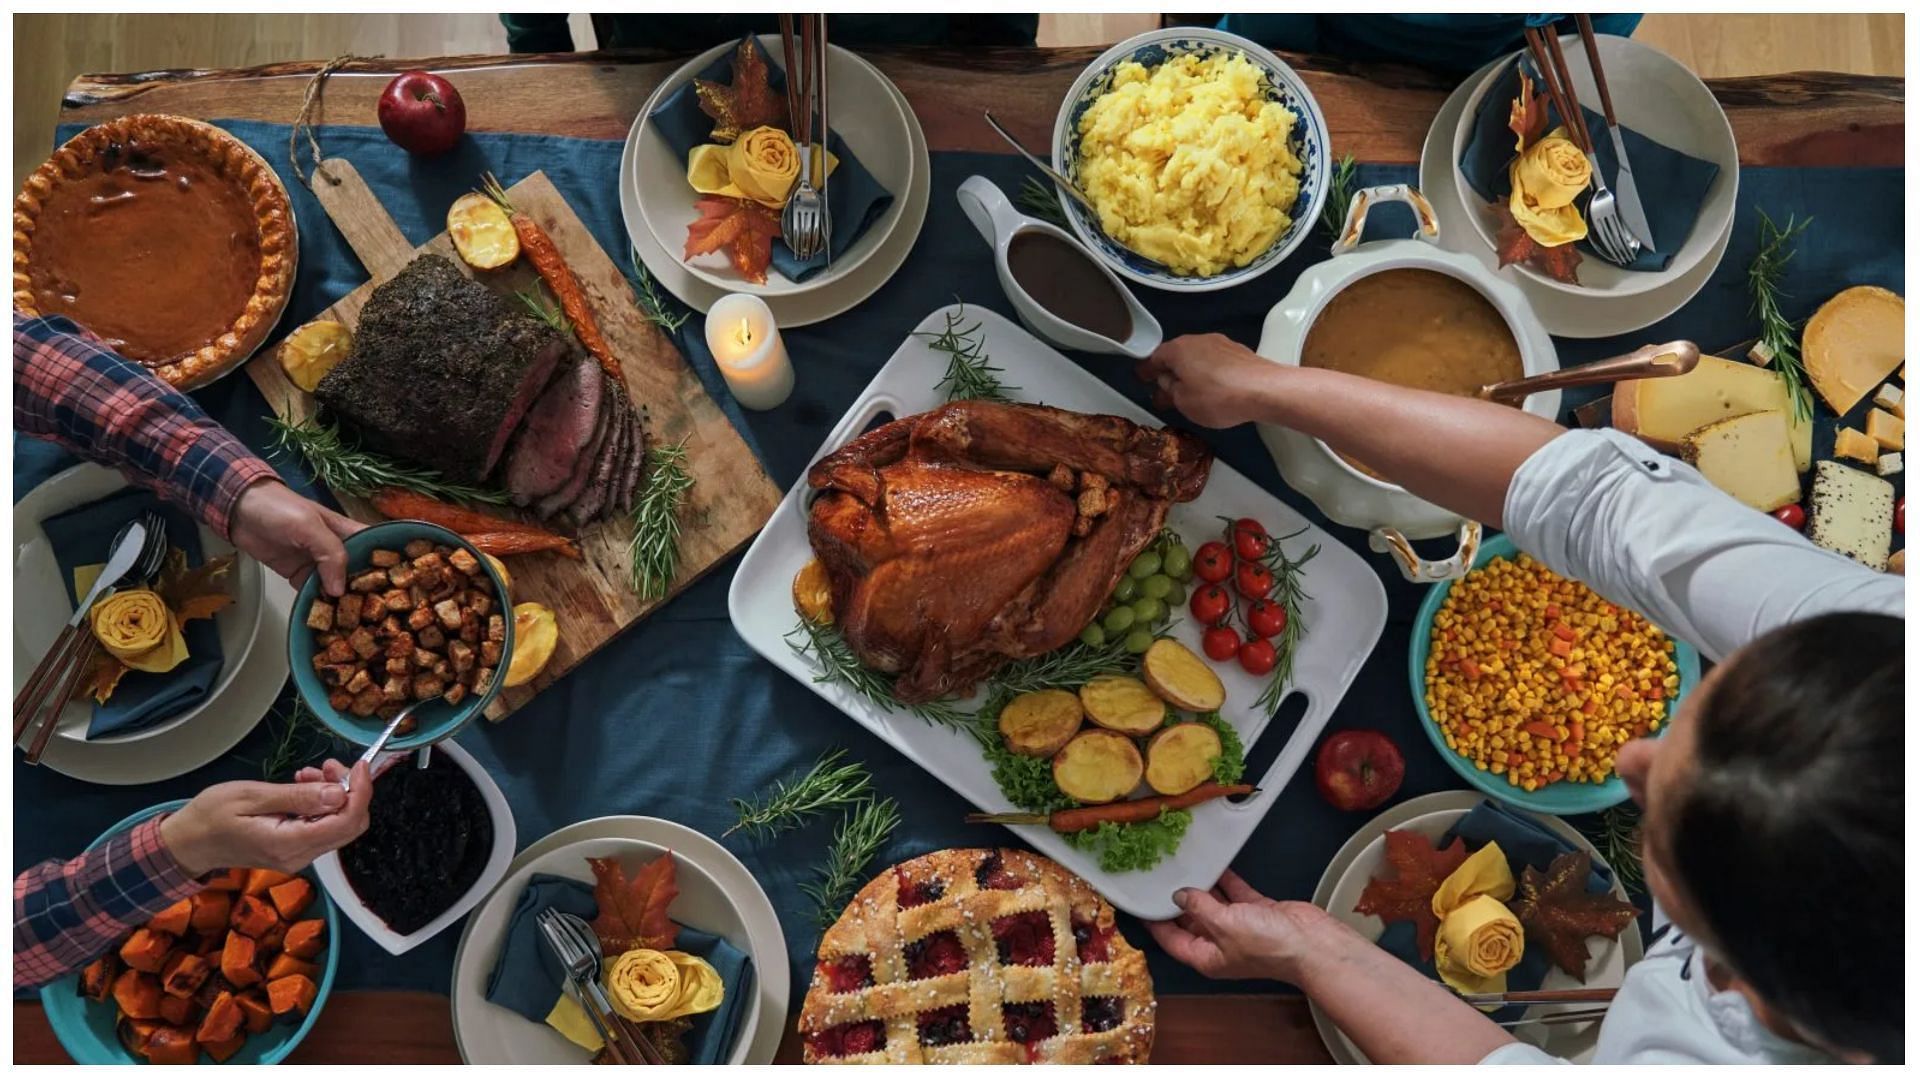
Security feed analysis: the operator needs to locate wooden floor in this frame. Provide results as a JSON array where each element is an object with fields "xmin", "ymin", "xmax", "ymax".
[{"xmin": 10, "ymin": 13, "xmax": 1903, "ymax": 191}]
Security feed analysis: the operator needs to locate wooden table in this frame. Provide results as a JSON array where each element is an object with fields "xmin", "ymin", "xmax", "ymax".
[{"xmin": 17, "ymin": 47, "xmax": 1902, "ymax": 1065}]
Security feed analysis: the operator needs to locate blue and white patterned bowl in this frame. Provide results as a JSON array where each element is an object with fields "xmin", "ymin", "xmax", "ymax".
[{"xmin": 1051, "ymin": 27, "xmax": 1331, "ymax": 293}]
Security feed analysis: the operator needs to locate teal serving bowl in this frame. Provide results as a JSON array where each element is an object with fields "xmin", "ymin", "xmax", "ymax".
[
  {"xmin": 288, "ymin": 520, "xmax": 514, "ymax": 751},
  {"xmin": 38, "ymin": 800, "xmax": 341, "ymax": 1064},
  {"xmin": 1408, "ymin": 533, "xmax": 1702, "ymax": 815}
]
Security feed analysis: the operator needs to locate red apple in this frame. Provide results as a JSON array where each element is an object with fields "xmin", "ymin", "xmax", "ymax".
[
  {"xmin": 1314, "ymin": 729, "xmax": 1405, "ymax": 812},
  {"xmin": 378, "ymin": 71, "xmax": 466, "ymax": 156}
]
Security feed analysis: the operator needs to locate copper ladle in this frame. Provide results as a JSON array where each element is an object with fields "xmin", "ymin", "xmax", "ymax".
[{"xmin": 1478, "ymin": 340, "xmax": 1700, "ymax": 405}]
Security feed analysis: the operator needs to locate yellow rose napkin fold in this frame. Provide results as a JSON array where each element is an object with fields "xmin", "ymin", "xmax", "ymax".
[
  {"xmin": 82, "ymin": 575, "xmax": 188, "ymax": 675},
  {"xmin": 1431, "ymin": 842, "xmax": 1526, "ymax": 996},
  {"xmin": 1507, "ymin": 127, "xmax": 1590, "ymax": 247},
  {"xmin": 543, "ymin": 948, "xmax": 726, "ymax": 1054},
  {"xmin": 688, "ymin": 125, "xmax": 837, "ymax": 207}
]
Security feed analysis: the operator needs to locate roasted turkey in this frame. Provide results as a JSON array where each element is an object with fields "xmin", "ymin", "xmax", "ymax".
[{"xmin": 806, "ymin": 401, "xmax": 1212, "ymax": 702}]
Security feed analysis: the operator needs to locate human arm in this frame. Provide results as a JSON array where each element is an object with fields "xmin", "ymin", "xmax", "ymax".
[{"xmin": 1145, "ymin": 871, "xmax": 1517, "ymax": 1064}]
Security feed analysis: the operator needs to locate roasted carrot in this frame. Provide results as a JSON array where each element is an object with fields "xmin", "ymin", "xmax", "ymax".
[
  {"xmin": 967, "ymin": 783, "xmax": 1256, "ymax": 833},
  {"xmin": 461, "ymin": 531, "xmax": 583, "ymax": 559},
  {"xmin": 267, "ymin": 877, "xmax": 315, "ymax": 921},
  {"xmin": 229, "ymin": 894, "xmax": 280, "ymax": 939},
  {"xmin": 195, "ymin": 990, "xmax": 245, "ymax": 1044},
  {"xmin": 370, "ymin": 489, "xmax": 549, "ymax": 538},
  {"xmin": 119, "ymin": 928, "xmax": 175, "ymax": 974},
  {"xmin": 112, "ymin": 969, "xmax": 164, "ymax": 1020},
  {"xmin": 149, "ymin": 898, "xmax": 193, "ymax": 937},
  {"xmin": 190, "ymin": 890, "xmax": 231, "ymax": 933},
  {"xmin": 281, "ymin": 919, "xmax": 327, "ymax": 961},
  {"xmin": 481, "ymin": 172, "xmax": 621, "ymax": 381},
  {"xmin": 267, "ymin": 973, "xmax": 318, "ymax": 1016},
  {"xmin": 219, "ymin": 932, "xmax": 261, "ymax": 988}
]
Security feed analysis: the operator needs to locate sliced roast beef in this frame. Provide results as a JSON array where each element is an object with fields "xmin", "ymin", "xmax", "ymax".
[
  {"xmin": 616, "ymin": 408, "xmax": 647, "ymax": 513},
  {"xmin": 504, "ymin": 359, "xmax": 606, "ymax": 506},
  {"xmin": 314, "ymin": 255, "xmax": 569, "ymax": 483},
  {"xmin": 569, "ymin": 398, "xmax": 628, "ymax": 524},
  {"xmin": 532, "ymin": 381, "xmax": 612, "ymax": 518}
]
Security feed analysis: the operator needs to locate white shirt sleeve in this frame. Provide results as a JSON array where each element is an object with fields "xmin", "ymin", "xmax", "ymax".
[{"xmin": 1503, "ymin": 429, "xmax": 1905, "ymax": 662}]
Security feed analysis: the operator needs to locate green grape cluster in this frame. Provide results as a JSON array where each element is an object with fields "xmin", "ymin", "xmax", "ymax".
[{"xmin": 1080, "ymin": 535, "xmax": 1194, "ymax": 656}]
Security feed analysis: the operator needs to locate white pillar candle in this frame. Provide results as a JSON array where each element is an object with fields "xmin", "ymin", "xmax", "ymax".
[{"xmin": 704, "ymin": 293, "xmax": 794, "ymax": 411}]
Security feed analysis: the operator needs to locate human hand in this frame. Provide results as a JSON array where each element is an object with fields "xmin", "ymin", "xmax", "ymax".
[
  {"xmin": 1136, "ymin": 333, "xmax": 1282, "ymax": 429},
  {"xmin": 1144, "ymin": 870, "xmax": 1338, "ymax": 982},
  {"xmin": 229, "ymin": 480, "xmax": 362, "ymax": 596},
  {"xmin": 158, "ymin": 759, "xmax": 372, "ymax": 876}
]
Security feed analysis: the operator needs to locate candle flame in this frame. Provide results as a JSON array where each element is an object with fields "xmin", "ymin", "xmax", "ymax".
[{"xmin": 735, "ymin": 317, "xmax": 753, "ymax": 348}]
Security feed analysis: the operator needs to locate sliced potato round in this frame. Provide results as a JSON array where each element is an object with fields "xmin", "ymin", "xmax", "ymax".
[
  {"xmin": 792, "ymin": 558, "xmax": 834, "ymax": 625},
  {"xmin": 997, "ymin": 689, "xmax": 1083, "ymax": 758},
  {"xmin": 277, "ymin": 320, "xmax": 352, "ymax": 393},
  {"xmin": 447, "ymin": 191, "xmax": 520, "ymax": 270},
  {"xmin": 504, "ymin": 602, "xmax": 558, "ymax": 688},
  {"xmin": 1079, "ymin": 674, "xmax": 1166, "ymax": 735},
  {"xmin": 1145, "ymin": 722, "xmax": 1224, "ymax": 796},
  {"xmin": 1052, "ymin": 729, "xmax": 1144, "ymax": 804},
  {"xmin": 1142, "ymin": 638, "xmax": 1227, "ymax": 713}
]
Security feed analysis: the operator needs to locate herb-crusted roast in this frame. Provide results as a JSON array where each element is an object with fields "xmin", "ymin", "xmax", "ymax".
[{"xmin": 314, "ymin": 255, "xmax": 572, "ymax": 483}]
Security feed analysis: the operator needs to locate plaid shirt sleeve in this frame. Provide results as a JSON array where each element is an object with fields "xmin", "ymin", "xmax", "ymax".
[
  {"xmin": 13, "ymin": 815, "xmax": 202, "ymax": 989},
  {"xmin": 13, "ymin": 312, "xmax": 279, "ymax": 538}
]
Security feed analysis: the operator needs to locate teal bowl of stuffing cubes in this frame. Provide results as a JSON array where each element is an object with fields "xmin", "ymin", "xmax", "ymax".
[
  {"xmin": 1408, "ymin": 532, "xmax": 1701, "ymax": 815},
  {"xmin": 287, "ymin": 520, "xmax": 514, "ymax": 751}
]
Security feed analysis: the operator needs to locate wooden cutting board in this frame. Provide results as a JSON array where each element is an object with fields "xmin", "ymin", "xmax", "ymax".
[{"xmin": 247, "ymin": 160, "xmax": 781, "ymax": 720}]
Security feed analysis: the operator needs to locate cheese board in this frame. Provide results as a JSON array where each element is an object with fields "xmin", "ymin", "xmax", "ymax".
[
  {"xmin": 248, "ymin": 161, "xmax": 781, "ymax": 721},
  {"xmin": 727, "ymin": 305, "xmax": 1389, "ymax": 920}
]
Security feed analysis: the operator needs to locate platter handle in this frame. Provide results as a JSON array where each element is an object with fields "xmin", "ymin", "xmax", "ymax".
[
  {"xmin": 1332, "ymin": 184, "xmax": 1441, "ymax": 255},
  {"xmin": 1370, "ymin": 519, "xmax": 1483, "ymax": 584},
  {"xmin": 310, "ymin": 157, "xmax": 417, "ymax": 281}
]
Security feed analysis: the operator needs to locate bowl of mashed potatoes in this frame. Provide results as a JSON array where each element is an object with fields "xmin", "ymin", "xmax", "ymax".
[{"xmin": 1052, "ymin": 28, "xmax": 1330, "ymax": 292}]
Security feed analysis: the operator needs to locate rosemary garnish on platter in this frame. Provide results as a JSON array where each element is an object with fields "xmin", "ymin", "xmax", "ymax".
[
  {"xmin": 727, "ymin": 749, "xmax": 873, "ymax": 840},
  {"xmin": 627, "ymin": 248, "xmax": 690, "ymax": 336},
  {"xmin": 1253, "ymin": 526, "xmax": 1319, "ymax": 717},
  {"xmin": 919, "ymin": 306, "xmax": 1016, "ymax": 404},
  {"xmin": 982, "ymin": 634, "xmax": 1133, "ymax": 702},
  {"xmin": 1747, "ymin": 211, "xmax": 1815, "ymax": 421},
  {"xmin": 784, "ymin": 618, "xmax": 972, "ymax": 730},
  {"xmin": 802, "ymin": 796, "xmax": 902, "ymax": 928},
  {"xmin": 1016, "ymin": 175, "xmax": 1072, "ymax": 230},
  {"xmin": 266, "ymin": 415, "xmax": 512, "ymax": 505},
  {"xmin": 516, "ymin": 283, "xmax": 573, "ymax": 336},
  {"xmin": 1320, "ymin": 152, "xmax": 1359, "ymax": 237},
  {"xmin": 628, "ymin": 439, "xmax": 695, "ymax": 600}
]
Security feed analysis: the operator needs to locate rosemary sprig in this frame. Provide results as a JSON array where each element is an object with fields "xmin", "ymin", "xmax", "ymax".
[
  {"xmin": 917, "ymin": 306, "xmax": 1016, "ymax": 403},
  {"xmin": 628, "ymin": 439, "xmax": 694, "ymax": 600},
  {"xmin": 627, "ymin": 247, "xmax": 690, "ymax": 336},
  {"xmin": 802, "ymin": 797, "xmax": 901, "ymax": 928},
  {"xmin": 1747, "ymin": 211, "xmax": 1815, "ymax": 421},
  {"xmin": 1016, "ymin": 175, "xmax": 1072, "ymax": 230},
  {"xmin": 726, "ymin": 749, "xmax": 873, "ymax": 840},
  {"xmin": 783, "ymin": 618, "xmax": 972, "ymax": 730},
  {"xmin": 249, "ymin": 698, "xmax": 340, "ymax": 782},
  {"xmin": 265, "ymin": 415, "xmax": 513, "ymax": 505},
  {"xmin": 1579, "ymin": 803, "xmax": 1646, "ymax": 897},
  {"xmin": 984, "ymin": 635, "xmax": 1133, "ymax": 701},
  {"xmin": 516, "ymin": 283, "xmax": 572, "ymax": 336},
  {"xmin": 1253, "ymin": 526, "xmax": 1319, "ymax": 717},
  {"xmin": 1320, "ymin": 153, "xmax": 1359, "ymax": 237}
]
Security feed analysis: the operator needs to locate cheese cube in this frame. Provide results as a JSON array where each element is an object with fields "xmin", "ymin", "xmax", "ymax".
[
  {"xmin": 1867, "ymin": 408, "xmax": 1904, "ymax": 450},
  {"xmin": 1680, "ymin": 411, "xmax": 1801, "ymax": 511},
  {"xmin": 1746, "ymin": 340, "xmax": 1775, "ymax": 367},
  {"xmin": 1835, "ymin": 427, "xmax": 1880, "ymax": 464},
  {"xmin": 1808, "ymin": 461, "xmax": 1894, "ymax": 571},
  {"xmin": 1614, "ymin": 355, "xmax": 1813, "ymax": 471},
  {"xmin": 1872, "ymin": 382, "xmax": 1905, "ymax": 418},
  {"xmin": 1877, "ymin": 452, "xmax": 1903, "ymax": 477}
]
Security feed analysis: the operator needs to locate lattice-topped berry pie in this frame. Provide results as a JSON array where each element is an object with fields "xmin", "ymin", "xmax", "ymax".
[{"xmin": 799, "ymin": 848, "xmax": 1155, "ymax": 1064}]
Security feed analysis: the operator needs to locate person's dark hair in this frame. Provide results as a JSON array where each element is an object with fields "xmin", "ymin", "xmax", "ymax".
[{"xmin": 1666, "ymin": 611, "xmax": 1903, "ymax": 1062}]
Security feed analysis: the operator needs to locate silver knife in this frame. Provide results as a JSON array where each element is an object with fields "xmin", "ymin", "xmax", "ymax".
[
  {"xmin": 534, "ymin": 916, "xmax": 632, "ymax": 1062},
  {"xmin": 1575, "ymin": 17, "xmax": 1655, "ymax": 251}
]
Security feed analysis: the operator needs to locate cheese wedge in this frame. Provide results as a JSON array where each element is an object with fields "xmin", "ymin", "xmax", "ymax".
[
  {"xmin": 1808, "ymin": 460, "xmax": 1894, "ymax": 571},
  {"xmin": 1877, "ymin": 451, "xmax": 1903, "ymax": 477},
  {"xmin": 1835, "ymin": 426, "xmax": 1880, "ymax": 464},
  {"xmin": 1867, "ymin": 408, "xmax": 1904, "ymax": 450},
  {"xmin": 1872, "ymin": 382, "xmax": 1904, "ymax": 418},
  {"xmin": 1680, "ymin": 411, "xmax": 1801, "ymax": 511},
  {"xmin": 1614, "ymin": 354, "xmax": 1813, "ymax": 471},
  {"xmin": 1803, "ymin": 285, "xmax": 1905, "ymax": 415}
]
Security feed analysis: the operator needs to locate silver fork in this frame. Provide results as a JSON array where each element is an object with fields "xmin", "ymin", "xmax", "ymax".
[
  {"xmin": 548, "ymin": 910, "xmax": 668, "ymax": 1064},
  {"xmin": 1533, "ymin": 31, "xmax": 1639, "ymax": 267},
  {"xmin": 781, "ymin": 15, "xmax": 828, "ymax": 262}
]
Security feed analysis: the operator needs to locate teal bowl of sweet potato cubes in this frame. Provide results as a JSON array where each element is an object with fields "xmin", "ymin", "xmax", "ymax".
[
  {"xmin": 1408, "ymin": 533, "xmax": 1701, "ymax": 815},
  {"xmin": 288, "ymin": 520, "xmax": 514, "ymax": 751}
]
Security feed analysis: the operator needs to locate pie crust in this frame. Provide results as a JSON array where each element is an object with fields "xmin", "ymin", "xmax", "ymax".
[
  {"xmin": 13, "ymin": 113, "xmax": 296, "ymax": 389},
  {"xmin": 799, "ymin": 848, "xmax": 1156, "ymax": 1064}
]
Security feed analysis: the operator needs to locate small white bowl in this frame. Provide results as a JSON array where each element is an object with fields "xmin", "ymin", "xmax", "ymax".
[
  {"xmin": 1451, "ymin": 33, "xmax": 1738, "ymax": 298},
  {"xmin": 313, "ymin": 738, "xmax": 516, "ymax": 956}
]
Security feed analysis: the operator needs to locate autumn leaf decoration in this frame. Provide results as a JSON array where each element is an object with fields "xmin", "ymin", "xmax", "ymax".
[
  {"xmin": 694, "ymin": 39, "xmax": 789, "ymax": 145},
  {"xmin": 1353, "ymin": 830, "xmax": 1470, "ymax": 962},
  {"xmin": 76, "ymin": 550, "xmax": 236, "ymax": 704},
  {"xmin": 1510, "ymin": 850, "xmax": 1640, "ymax": 981},
  {"xmin": 1492, "ymin": 69, "xmax": 1585, "ymax": 286},
  {"xmin": 685, "ymin": 196, "xmax": 783, "ymax": 284},
  {"xmin": 589, "ymin": 852, "xmax": 681, "ymax": 956}
]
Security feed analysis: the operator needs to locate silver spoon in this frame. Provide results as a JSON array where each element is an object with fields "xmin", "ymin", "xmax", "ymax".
[
  {"xmin": 982, "ymin": 111, "xmax": 1100, "ymax": 215},
  {"xmin": 340, "ymin": 700, "xmax": 425, "ymax": 792}
]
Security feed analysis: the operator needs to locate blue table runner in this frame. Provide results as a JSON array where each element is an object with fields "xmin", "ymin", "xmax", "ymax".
[{"xmin": 15, "ymin": 118, "xmax": 1903, "ymax": 1000}]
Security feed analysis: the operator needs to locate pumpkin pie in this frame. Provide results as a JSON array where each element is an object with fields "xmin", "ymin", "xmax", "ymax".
[{"xmin": 13, "ymin": 114, "xmax": 296, "ymax": 389}]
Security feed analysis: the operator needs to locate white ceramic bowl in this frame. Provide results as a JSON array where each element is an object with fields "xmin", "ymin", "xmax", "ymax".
[
  {"xmin": 1451, "ymin": 33, "xmax": 1737, "ymax": 298},
  {"xmin": 312, "ymin": 738, "xmax": 515, "ymax": 955},
  {"xmin": 1051, "ymin": 26, "xmax": 1331, "ymax": 293},
  {"xmin": 632, "ymin": 34, "xmax": 917, "ymax": 297}
]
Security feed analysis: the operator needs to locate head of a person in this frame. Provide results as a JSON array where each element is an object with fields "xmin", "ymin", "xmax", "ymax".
[{"xmin": 1616, "ymin": 611, "xmax": 1903, "ymax": 1063}]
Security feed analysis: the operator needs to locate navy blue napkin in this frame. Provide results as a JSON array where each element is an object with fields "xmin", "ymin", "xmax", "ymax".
[
  {"xmin": 647, "ymin": 34, "xmax": 895, "ymax": 281},
  {"xmin": 1374, "ymin": 800, "xmax": 1615, "ymax": 1021},
  {"xmin": 1459, "ymin": 59, "xmax": 1721, "ymax": 271},
  {"xmin": 484, "ymin": 874, "xmax": 755, "ymax": 1064},
  {"xmin": 39, "ymin": 488, "xmax": 225, "ymax": 739}
]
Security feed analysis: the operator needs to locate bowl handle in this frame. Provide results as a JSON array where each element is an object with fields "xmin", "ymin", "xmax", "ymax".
[
  {"xmin": 1370, "ymin": 520, "xmax": 1482, "ymax": 583},
  {"xmin": 1332, "ymin": 184, "xmax": 1442, "ymax": 255}
]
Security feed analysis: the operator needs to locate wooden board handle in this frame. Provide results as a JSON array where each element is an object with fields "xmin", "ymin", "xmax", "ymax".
[{"xmin": 311, "ymin": 158, "xmax": 416, "ymax": 281}]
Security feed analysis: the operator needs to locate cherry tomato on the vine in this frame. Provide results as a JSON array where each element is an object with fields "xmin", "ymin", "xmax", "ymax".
[
  {"xmin": 1237, "ymin": 638, "xmax": 1278, "ymax": 676},
  {"xmin": 1189, "ymin": 583, "xmax": 1234, "ymax": 625},
  {"xmin": 1230, "ymin": 517, "xmax": 1270, "ymax": 561},
  {"xmin": 1247, "ymin": 598, "xmax": 1288, "ymax": 639},
  {"xmin": 1193, "ymin": 541, "xmax": 1233, "ymax": 584},
  {"xmin": 1202, "ymin": 625, "xmax": 1243, "ymax": 662},
  {"xmin": 1234, "ymin": 559, "xmax": 1274, "ymax": 599},
  {"xmin": 1771, "ymin": 504, "xmax": 1806, "ymax": 530}
]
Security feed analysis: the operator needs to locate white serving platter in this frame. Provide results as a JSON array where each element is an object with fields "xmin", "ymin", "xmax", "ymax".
[{"xmin": 728, "ymin": 305, "xmax": 1388, "ymax": 919}]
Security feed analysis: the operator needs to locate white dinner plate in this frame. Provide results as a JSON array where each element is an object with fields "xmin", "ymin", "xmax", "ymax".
[
  {"xmin": 1308, "ymin": 790, "xmax": 1644, "ymax": 1065},
  {"xmin": 448, "ymin": 816, "xmax": 789, "ymax": 1066},
  {"xmin": 621, "ymin": 45, "xmax": 930, "ymax": 328},
  {"xmin": 1419, "ymin": 59, "xmax": 1731, "ymax": 339}
]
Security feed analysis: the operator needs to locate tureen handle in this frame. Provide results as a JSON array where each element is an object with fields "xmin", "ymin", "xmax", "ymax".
[
  {"xmin": 1370, "ymin": 520, "xmax": 1483, "ymax": 584},
  {"xmin": 1332, "ymin": 184, "xmax": 1442, "ymax": 256}
]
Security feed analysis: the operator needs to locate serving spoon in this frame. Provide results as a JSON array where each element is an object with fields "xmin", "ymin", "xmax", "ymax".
[
  {"xmin": 341, "ymin": 700, "xmax": 426, "ymax": 792},
  {"xmin": 1476, "ymin": 341, "xmax": 1700, "ymax": 405}
]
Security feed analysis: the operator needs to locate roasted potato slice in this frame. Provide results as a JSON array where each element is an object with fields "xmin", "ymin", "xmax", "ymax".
[
  {"xmin": 1052, "ymin": 729, "xmax": 1144, "ymax": 804},
  {"xmin": 504, "ymin": 602, "xmax": 557, "ymax": 687},
  {"xmin": 277, "ymin": 320, "xmax": 352, "ymax": 393},
  {"xmin": 447, "ymin": 191, "xmax": 521, "ymax": 270},
  {"xmin": 1078, "ymin": 675, "xmax": 1166, "ymax": 735},
  {"xmin": 792, "ymin": 559, "xmax": 834, "ymax": 625},
  {"xmin": 997, "ymin": 689, "xmax": 1083, "ymax": 758},
  {"xmin": 1142, "ymin": 639, "xmax": 1227, "ymax": 713},
  {"xmin": 1145, "ymin": 722, "xmax": 1224, "ymax": 796}
]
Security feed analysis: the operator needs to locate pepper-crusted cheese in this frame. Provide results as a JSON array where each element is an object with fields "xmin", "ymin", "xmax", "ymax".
[{"xmin": 1808, "ymin": 460, "xmax": 1894, "ymax": 571}]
